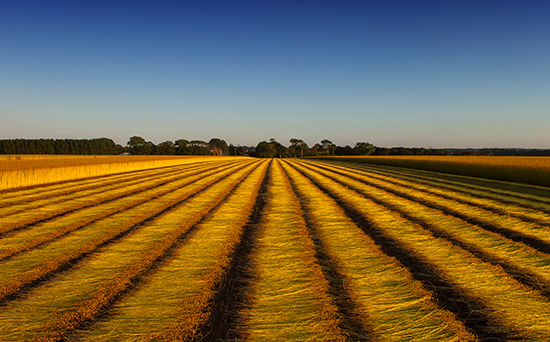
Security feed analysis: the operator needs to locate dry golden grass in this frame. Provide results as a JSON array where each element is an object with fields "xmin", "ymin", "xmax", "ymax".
[
  {"xmin": 293, "ymin": 160, "xmax": 550, "ymax": 339},
  {"xmin": 310, "ymin": 155, "xmax": 550, "ymax": 187},
  {"xmin": 2, "ymin": 157, "xmax": 550, "ymax": 340},
  {"xmin": 78, "ymin": 160, "xmax": 269, "ymax": 341},
  {"xmin": 0, "ymin": 155, "xmax": 244, "ymax": 190},
  {"xmin": 282, "ymin": 160, "xmax": 475, "ymax": 341},
  {"xmin": 0, "ymin": 160, "xmax": 258, "ymax": 341},
  {"xmin": 239, "ymin": 160, "xmax": 346, "ymax": 341}
]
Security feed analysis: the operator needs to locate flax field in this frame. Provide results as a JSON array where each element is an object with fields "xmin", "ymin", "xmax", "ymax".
[{"xmin": 1, "ymin": 156, "xmax": 550, "ymax": 341}]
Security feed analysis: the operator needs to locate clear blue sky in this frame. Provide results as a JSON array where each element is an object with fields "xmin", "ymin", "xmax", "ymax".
[{"xmin": 1, "ymin": 0, "xmax": 549, "ymax": 148}]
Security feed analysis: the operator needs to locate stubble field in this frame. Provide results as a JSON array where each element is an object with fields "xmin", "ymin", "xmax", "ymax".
[{"xmin": 1, "ymin": 156, "xmax": 550, "ymax": 341}]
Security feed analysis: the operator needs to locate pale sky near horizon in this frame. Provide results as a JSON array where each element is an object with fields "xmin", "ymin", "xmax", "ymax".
[{"xmin": 1, "ymin": 0, "xmax": 549, "ymax": 148}]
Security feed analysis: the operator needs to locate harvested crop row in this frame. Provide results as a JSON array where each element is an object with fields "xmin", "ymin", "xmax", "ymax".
[
  {"xmin": 301, "ymin": 161, "xmax": 550, "ymax": 256},
  {"xmin": 312, "ymin": 160, "xmax": 550, "ymax": 225},
  {"xmin": 0, "ymin": 160, "xmax": 260, "ymax": 341},
  {"xmin": 309, "ymin": 156, "xmax": 550, "ymax": 187},
  {"xmin": 300, "ymin": 161, "xmax": 550, "ymax": 298},
  {"xmin": 0, "ymin": 161, "xmax": 248, "ymax": 261},
  {"xmin": 236, "ymin": 161, "xmax": 346, "ymax": 341},
  {"xmin": 77, "ymin": 160, "xmax": 269, "ymax": 341},
  {"xmin": 0, "ymin": 155, "xmax": 223, "ymax": 191},
  {"xmin": 324, "ymin": 159, "xmax": 550, "ymax": 209},
  {"xmin": 281, "ymin": 161, "xmax": 475, "ymax": 341},
  {"xmin": 0, "ymin": 160, "xmax": 246, "ymax": 236},
  {"xmin": 290, "ymin": 161, "xmax": 550, "ymax": 340},
  {"xmin": 0, "ymin": 160, "xmax": 255, "ymax": 306},
  {"xmin": 0, "ymin": 160, "xmax": 216, "ymax": 208},
  {"xmin": 0, "ymin": 160, "xmax": 219, "ymax": 218}
]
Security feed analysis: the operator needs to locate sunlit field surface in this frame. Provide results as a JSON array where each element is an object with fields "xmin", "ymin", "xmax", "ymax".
[
  {"xmin": 309, "ymin": 155, "xmax": 550, "ymax": 187},
  {"xmin": 2, "ymin": 156, "xmax": 550, "ymax": 340}
]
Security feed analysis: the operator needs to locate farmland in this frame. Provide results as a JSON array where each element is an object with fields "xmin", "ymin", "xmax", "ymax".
[{"xmin": 1, "ymin": 156, "xmax": 550, "ymax": 341}]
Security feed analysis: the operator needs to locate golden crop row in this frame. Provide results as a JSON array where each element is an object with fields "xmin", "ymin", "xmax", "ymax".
[
  {"xmin": 310, "ymin": 155, "xmax": 550, "ymax": 187},
  {"xmin": 0, "ymin": 155, "xmax": 241, "ymax": 191},
  {"xmin": 2, "ymin": 158, "xmax": 550, "ymax": 340}
]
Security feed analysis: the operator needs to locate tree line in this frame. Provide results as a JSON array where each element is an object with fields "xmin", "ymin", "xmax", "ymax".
[
  {"xmin": 2, "ymin": 137, "xmax": 547, "ymax": 157},
  {"xmin": 0, "ymin": 137, "xmax": 442, "ymax": 157}
]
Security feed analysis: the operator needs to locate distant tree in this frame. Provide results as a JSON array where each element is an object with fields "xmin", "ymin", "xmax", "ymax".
[
  {"xmin": 354, "ymin": 142, "xmax": 376, "ymax": 155},
  {"xmin": 127, "ymin": 136, "xmax": 148, "ymax": 155},
  {"xmin": 228, "ymin": 144, "xmax": 237, "ymax": 156},
  {"xmin": 289, "ymin": 138, "xmax": 300, "ymax": 158},
  {"xmin": 255, "ymin": 141, "xmax": 272, "ymax": 158},
  {"xmin": 310, "ymin": 143, "xmax": 321, "ymax": 156},
  {"xmin": 289, "ymin": 138, "xmax": 308, "ymax": 158},
  {"xmin": 187, "ymin": 140, "xmax": 209, "ymax": 155},
  {"xmin": 155, "ymin": 141, "xmax": 176, "ymax": 155},
  {"xmin": 335, "ymin": 145, "xmax": 354, "ymax": 156},
  {"xmin": 321, "ymin": 139, "xmax": 335, "ymax": 156},
  {"xmin": 174, "ymin": 139, "xmax": 189, "ymax": 155},
  {"xmin": 208, "ymin": 138, "xmax": 229, "ymax": 156}
]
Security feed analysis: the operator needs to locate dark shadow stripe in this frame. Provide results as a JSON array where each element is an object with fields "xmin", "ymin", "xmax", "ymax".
[
  {"xmin": 281, "ymin": 160, "xmax": 373, "ymax": 341},
  {"xmin": 289, "ymin": 161, "xmax": 519, "ymax": 341},
  {"xmin": 303, "ymin": 161, "xmax": 550, "ymax": 257},
  {"xmin": 0, "ymin": 161, "xmax": 257, "ymax": 307}
]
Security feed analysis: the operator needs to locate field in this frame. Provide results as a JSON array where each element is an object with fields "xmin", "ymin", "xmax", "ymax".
[
  {"xmin": 309, "ymin": 155, "xmax": 550, "ymax": 187},
  {"xmin": 1, "ymin": 156, "xmax": 550, "ymax": 340}
]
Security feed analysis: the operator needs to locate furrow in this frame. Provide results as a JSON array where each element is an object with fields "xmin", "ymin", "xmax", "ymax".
[
  {"xmin": 0, "ymin": 161, "xmax": 245, "ymax": 262},
  {"xmin": 300, "ymin": 162, "xmax": 550, "ymax": 299},
  {"xmin": 0, "ymin": 159, "xmax": 212, "ymax": 199},
  {"xmin": 290, "ymin": 161, "xmax": 550, "ymax": 340},
  {"xmin": 0, "ymin": 160, "xmax": 215, "ymax": 216},
  {"xmin": 312, "ymin": 161, "xmax": 550, "ymax": 226},
  {"xmin": 0, "ymin": 161, "xmax": 254, "ymax": 307},
  {"xmin": 79, "ymin": 160, "xmax": 270, "ymax": 341},
  {"xmin": 281, "ymin": 161, "xmax": 474, "ymax": 341},
  {"xmin": 232, "ymin": 160, "xmax": 347, "ymax": 341},
  {"xmin": 301, "ymin": 161, "xmax": 550, "ymax": 256},
  {"xmin": 0, "ymin": 161, "xmax": 215, "ymax": 209},
  {"xmin": 23, "ymin": 161, "xmax": 261, "ymax": 342},
  {"xmin": 326, "ymin": 160, "xmax": 550, "ymax": 209},
  {"xmin": 0, "ymin": 160, "xmax": 246, "ymax": 237}
]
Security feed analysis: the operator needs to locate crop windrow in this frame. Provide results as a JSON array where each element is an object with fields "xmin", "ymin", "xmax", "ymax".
[
  {"xmin": 25, "ymin": 161, "xmax": 262, "ymax": 342},
  {"xmin": 310, "ymin": 161, "xmax": 550, "ymax": 227},
  {"xmin": 289, "ymin": 161, "xmax": 550, "ymax": 340},
  {"xmin": 281, "ymin": 160, "xmax": 475, "ymax": 341},
  {"xmin": 302, "ymin": 161, "xmax": 550, "ymax": 256},
  {"xmin": 0, "ymin": 160, "xmax": 217, "ymax": 217},
  {"xmin": 0, "ymin": 162, "xmax": 243, "ymax": 262},
  {"xmin": 325, "ymin": 159, "xmax": 550, "ymax": 208},
  {"xmin": 232, "ymin": 160, "xmax": 347, "ymax": 341},
  {"xmin": 301, "ymin": 161, "xmax": 550, "ymax": 299},
  {"xmin": 0, "ymin": 161, "xmax": 254, "ymax": 306},
  {"xmin": 0, "ymin": 160, "xmax": 216, "ymax": 208},
  {"xmin": 0, "ymin": 160, "xmax": 246, "ymax": 238},
  {"xmin": 84, "ymin": 160, "xmax": 272, "ymax": 341}
]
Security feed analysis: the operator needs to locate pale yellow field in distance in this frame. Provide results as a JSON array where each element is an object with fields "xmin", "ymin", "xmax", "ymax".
[
  {"xmin": 309, "ymin": 155, "xmax": 550, "ymax": 187},
  {"xmin": 0, "ymin": 155, "xmax": 238, "ymax": 191}
]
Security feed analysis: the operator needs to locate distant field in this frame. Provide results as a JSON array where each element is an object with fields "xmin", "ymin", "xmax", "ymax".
[
  {"xmin": 309, "ymin": 155, "xmax": 550, "ymax": 187},
  {"xmin": 0, "ymin": 155, "xmax": 228, "ymax": 190},
  {"xmin": 1, "ymin": 156, "xmax": 550, "ymax": 340}
]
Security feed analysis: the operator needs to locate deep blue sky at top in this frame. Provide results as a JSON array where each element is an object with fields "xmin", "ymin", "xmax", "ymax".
[{"xmin": 1, "ymin": 0, "xmax": 549, "ymax": 147}]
